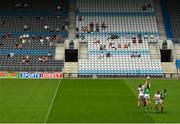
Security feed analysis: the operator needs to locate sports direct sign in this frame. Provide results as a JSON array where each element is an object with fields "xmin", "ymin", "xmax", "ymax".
[
  {"xmin": 42, "ymin": 72, "xmax": 63, "ymax": 79},
  {"xmin": 20, "ymin": 72, "xmax": 63, "ymax": 79}
]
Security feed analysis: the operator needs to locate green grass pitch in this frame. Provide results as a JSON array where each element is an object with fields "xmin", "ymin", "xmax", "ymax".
[{"xmin": 0, "ymin": 79, "xmax": 180, "ymax": 123}]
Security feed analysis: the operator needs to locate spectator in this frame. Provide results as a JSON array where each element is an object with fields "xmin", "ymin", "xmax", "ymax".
[
  {"xmin": 90, "ymin": 22, "xmax": 94, "ymax": 32},
  {"xmin": 101, "ymin": 22, "xmax": 107, "ymax": 30},
  {"xmin": 48, "ymin": 51, "xmax": 52, "ymax": 57},
  {"xmin": 142, "ymin": 5, "xmax": 147, "ymax": 10},
  {"xmin": 65, "ymin": 25, "xmax": 68, "ymax": 31},
  {"xmin": 43, "ymin": 56, "xmax": 49, "ymax": 62},
  {"xmin": 44, "ymin": 25, "xmax": 50, "ymax": 30},
  {"xmin": 109, "ymin": 41, "xmax": 112, "ymax": 48},
  {"xmin": 57, "ymin": 5, "xmax": 61, "ymax": 11},
  {"xmin": 107, "ymin": 34, "xmax": 119, "ymax": 40},
  {"xmin": 147, "ymin": 2, "xmax": 152, "ymax": 8},
  {"xmin": 138, "ymin": 38, "xmax": 143, "ymax": 43},
  {"xmin": 38, "ymin": 57, "xmax": 43, "ymax": 62},
  {"xmin": 76, "ymin": 33, "xmax": 79, "ymax": 39},
  {"xmin": 106, "ymin": 52, "xmax": 111, "ymax": 58},
  {"xmin": 118, "ymin": 44, "xmax": 122, "ymax": 48},
  {"xmin": 80, "ymin": 33, "xmax": 85, "ymax": 41},
  {"xmin": 111, "ymin": 43, "xmax": 116, "ymax": 50},
  {"xmin": 96, "ymin": 22, "xmax": 100, "ymax": 32},
  {"xmin": 8, "ymin": 52, "xmax": 15, "ymax": 58},
  {"xmin": 1, "ymin": 21, "xmax": 5, "ymax": 26},
  {"xmin": 124, "ymin": 44, "xmax": 128, "ymax": 48},
  {"xmin": 99, "ymin": 52, "xmax": 104, "ymax": 59},
  {"xmin": 23, "ymin": 25, "xmax": 29, "ymax": 31},
  {"xmin": 78, "ymin": 16, "xmax": 82, "ymax": 21},
  {"xmin": 93, "ymin": 38, "xmax": 100, "ymax": 44},
  {"xmin": 100, "ymin": 44, "xmax": 104, "ymax": 50},
  {"xmin": 65, "ymin": 19, "xmax": 69, "ymax": 26},
  {"xmin": 40, "ymin": 38, "xmax": 44, "ymax": 45}
]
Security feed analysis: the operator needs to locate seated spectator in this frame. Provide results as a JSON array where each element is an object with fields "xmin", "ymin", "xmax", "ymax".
[
  {"xmin": 111, "ymin": 43, "xmax": 116, "ymax": 50},
  {"xmin": 106, "ymin": 52, "xmax": 111, "ymax": 58},
  {"xmin": 131, "ymin": 52, "xmax": 141, "ymax": 58},
  {"xmin": 138, "ymin": 34, "xmax": 142, "ymax": 39},
  {"xmin": 99, "ymin": 52, "xmax": 104, "ymax": 59},
  {"xmin": 57, "ymin": 5, "xmax": 61, "ymax": 11},
  {"xmin": 96, "ymin": 22, "xmax": 100, "ymax": 32},
  {"xmin": 48, "ymin": 51, "xmax": 52, "ymax": 57},
  {"xmin": 1, "ymin": 20, "xmax": 5, "ymax": 26},
  {"xmin": 65, "ymin": 19, "xmax": 69, "ymax": 26},
  {"xmin": 109, "ymin": 41, "xmax": 112, "ymax": 48},
  {"xmin": 8, "ymin": 52, "xmax": 15, "ymax": 58},
  {"xmin": 76, "ymin": 27, "xmax": 79, "ymax": 32},
  {"xmin": 101, "ymin": 22, "xmax": 107, "ymax": 30},
  {"xmin": 147, "ymin": 2, "xmax": 152, "ymax": 8},
  {"xmin": 124, "ymin": 44, "xmax": 128, "ymax": 48},
  {"xmin": 93, "ymin": 38, "xmax": 100, "ymax": 44},
  {"xmin": 138, "ymin": 39, "xmax": 143, "ymax": 43},
  {"xmin": 144, "ymin": 34, "xmax": 148, "ymax": 39},
  {"xmin": 90, "ymin": 22, "xmax": 94, "ymax": 32},
  {"xmin": 103, "ymin": 44, "xmax": 106, "ymax": 50},
  {"xmin": 78, "ymin": 16, "xmax": 82, "ymax": 21},
  {"xmin": 132, "ymin": 35, "xmax": 136, "ymax": 39},
  {"xmin": 132, "ymin": 39, "xmax": 136, "ymax": 43},
  {"xmin": 76, "ymin": 33, "xmax": 79, "ymax": 39},
  {"xmin": 128, "ymin": 42, "xmax": 131, "ymax": 47},
  {"xmin": 38, "ymin": 57, "xmax": 43, "ymax": 62},
  {"xmin": 142, "ymin": 5, "xmax": 147, "ymax": 10},
  {"xmin": 43, "ymin": 56, "xmax": 49, "ymax": 62},
  {"xmin": 118, "ymin": 44, "xmax": 122, "ymax": 48},
  {"xmin": 23, "ymin": 24, "xmax": 29, "ymax": 31},
  {"xmin": 22, "ymin": 59, "xmax": 26, "ymax": 65},
  {"xmin": 40, "ymin": 38, "xmax": 44, "ymax": 45},
  {"xmin": 83, "ymin": 26, "xmax": 89, "ymax": 32},
  {"xmin": 1, "ymin": 33, "xmax": 12, "ymax": 40},
  {"xmin": 100, "ymin": 44, "xmax": 104, "ymax": 50},
  {"xmin": 80, "ymin": 33, "xmax": 85, "ymax": 41},
  {"xmin": 107, "ymin": 34, "xmax": 119, "ymax": 40},
  {"xmin": 65, "ymin": 25, "xmax": 69, "ymax": 31},
  {"xmin": 44, "ymin": 25, "xmax": 50, "ymax": 30}
]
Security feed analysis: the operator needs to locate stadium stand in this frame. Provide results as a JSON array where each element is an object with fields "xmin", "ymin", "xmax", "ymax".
[
  {"xmin": 77, "ymin": 0, "xmax": 163, "ymax": 76},
  {"xmin": 0, "ymin": 0, "xmax": 68, "ymax": 72}
]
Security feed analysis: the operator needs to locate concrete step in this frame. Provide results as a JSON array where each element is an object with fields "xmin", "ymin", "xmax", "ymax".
[
  {"xmin": 55, "ymin": 44, "xmax": 65, "ymax": 60},
  {"xmin": 162, "ymin": 62, "xmax": 177, "ymax": 73}
]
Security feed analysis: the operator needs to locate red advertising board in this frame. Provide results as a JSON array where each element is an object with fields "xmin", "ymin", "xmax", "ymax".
[{"xmin": 41, "ymin": 72, "xmax": 63, "ymax": 79}]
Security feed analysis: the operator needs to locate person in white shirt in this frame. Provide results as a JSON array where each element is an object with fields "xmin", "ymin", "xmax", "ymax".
[
  {"xmin": 154, "ymin": 91, "xmax": 161, "ymax": 113},
  {"xmin": 137, "ymin": 84, "xmax": 146, "ymax": 108}
]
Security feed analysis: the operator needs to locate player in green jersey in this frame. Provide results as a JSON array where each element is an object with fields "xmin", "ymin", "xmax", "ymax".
[
  {"xmin": 160, "ymin": 89, "xmax": 167, "ymax": 112},
  {"xmin": 144, "ymin": 81, "xmax": 152, "ymax": 109}
]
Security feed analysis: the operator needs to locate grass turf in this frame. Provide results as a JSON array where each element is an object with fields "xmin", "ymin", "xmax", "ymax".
[{"xmin": 0, "ymin": 79, "xmax": 180, "ymax": 123}]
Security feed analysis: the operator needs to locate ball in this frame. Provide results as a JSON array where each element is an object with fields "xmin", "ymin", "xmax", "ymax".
[{"xmin": 147, "ymin": 76, "xmax": 150, "ymax": 79}]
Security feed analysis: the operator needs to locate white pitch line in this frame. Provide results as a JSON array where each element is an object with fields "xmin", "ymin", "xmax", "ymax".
[{"xmin": 44, "ymin": 79, "xmax": 62, "ymax": 123}]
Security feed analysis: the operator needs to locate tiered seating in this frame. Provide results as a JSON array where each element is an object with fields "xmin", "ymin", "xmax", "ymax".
[
  {"xmin": 76, "ymin": 15, "xmax": 158, "ymax": 33},
  {"xmin": 0, "ymin": 16, "xmax": 68, "ymax": 33},
  {"xmin": 0, "ymin": 55, "xmax": 64, "ymax": 72},
  {"xmin": 165, "ymin": 0, "xmax": 180, "ymax": 38},
  {"xmin": 0, "ymin": 0, "xmax": 68, "ymax": 16},
  {"xmin": 77, "ymin": 0, "xmax": 154, "ymax": 13},
  {"xmin": 0, "ymin": 0, "xmax": 68, "ymax": 72},
  {"xmin": 77, "ymin": 0, "xmax": 163, "ymax": 76}
]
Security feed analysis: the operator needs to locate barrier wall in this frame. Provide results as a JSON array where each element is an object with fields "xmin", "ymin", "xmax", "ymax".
[
  {"xmin": 0, "ymin": 72, "xmax": 19, "ymax": 78},
  {"xmin": 0, "ymin": 72, "xmax": 63, "ymax": 79}
]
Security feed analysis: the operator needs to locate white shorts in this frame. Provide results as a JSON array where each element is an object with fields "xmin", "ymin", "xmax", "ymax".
[
  {"xmin": 144, "ymin": 94, "xmax": 150, "ymax": 99},
  {"xmin": 155, "ymin": 100, "xmax": 161, "ymax": 105},
  {"xmin": 138, "ymin": 94, "xmax": 144, "ymax": 99}
]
